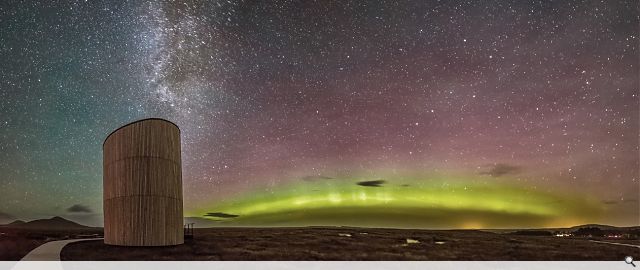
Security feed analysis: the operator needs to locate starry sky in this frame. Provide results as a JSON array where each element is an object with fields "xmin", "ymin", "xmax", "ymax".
[{"xmin": 0, "ymin": 0, "xmax": 638, "ymax": 228}]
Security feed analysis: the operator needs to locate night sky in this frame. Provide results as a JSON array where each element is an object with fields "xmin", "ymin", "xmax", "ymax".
[{"xmin": 0, "ymin": 0, "xmax": 638, "ymax": 228}]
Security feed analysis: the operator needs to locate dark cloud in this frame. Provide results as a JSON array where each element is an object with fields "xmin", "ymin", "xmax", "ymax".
[
  {"xmin": 602, "ymin": 199, "xmax": 638, "ymax": 205},
  {"xmin": 357, "ymin": 180, "xmax": 386, "ymax": 187},
  {"xmin": 481, "ymin": 164, "xmax": 521, "ymax": 177},
  {"xmin": 547, "ymin": 199, "xmax": 564, "ymax": 204},
  {"xmin": 204, "ymin": 212, "xmax": 240, "ymax": 218},
  {"xmin": 66, "ymin": 204, "xmax": 93, "ymax": 213},
  {"xmin": 302, "ymin": 175, "xmax": 334, "ymax": 181}
]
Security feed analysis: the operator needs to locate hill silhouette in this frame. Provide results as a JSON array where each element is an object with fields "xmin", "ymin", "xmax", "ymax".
[
  {"xmin": 7, "ymin": 220, "xmax": 25, "ymax": 226},
  {"xmin": 7, "ymin": 216, "xmax": 90, "ymax": 230},
  {"xmin": 568, "ymin": 224, "xmax": 639, "ymax": 231}
]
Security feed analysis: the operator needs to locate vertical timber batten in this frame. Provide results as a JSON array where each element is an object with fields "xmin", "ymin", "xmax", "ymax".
[{"xmin": 103, "ymin": 118, "xmax": 184, "ymax": 246}]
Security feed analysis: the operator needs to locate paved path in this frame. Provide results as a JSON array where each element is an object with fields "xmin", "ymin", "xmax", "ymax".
[
  {"xmin": 21, "ymin": 238, "xmax": 103, "ymax": 261},
  {"xmin": 590, "ymin": 240, "xmax": 640, "ymax": 249}
]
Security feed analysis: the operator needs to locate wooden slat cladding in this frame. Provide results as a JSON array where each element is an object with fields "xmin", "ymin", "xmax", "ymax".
[
  {"xmin": 104, "ymin": 196, "xmax": 183, "ymax": 246},
  {"xmin": 103, "ymin": 119, "xmax": 181, "ymax": 165},
  {"xmin": 103, "ymin": 119, "xmax": 184, "ymax": 246},
  {"xmin": 104, "ymin": 158, "xmax": 181, "ymax": 199}
]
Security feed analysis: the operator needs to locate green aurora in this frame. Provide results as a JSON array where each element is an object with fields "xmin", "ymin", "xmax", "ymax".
[{"xmin": 192, "ymin": 175, "xmax": 604, "ymax": 229}]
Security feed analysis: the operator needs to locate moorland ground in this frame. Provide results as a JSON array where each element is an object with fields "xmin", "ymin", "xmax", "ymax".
[
  {"xmin": 60, "ymin": 227, "xmax": 638, "ymax": 260},
  {"xmin": 0, "ymin": 228, "xmax": 102, "ymax": 260}
]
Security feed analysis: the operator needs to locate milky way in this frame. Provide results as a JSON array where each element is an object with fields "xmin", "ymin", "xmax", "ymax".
[{"xmin": 0, "ymin": 0, "xmax": 637, "ymax": 228}]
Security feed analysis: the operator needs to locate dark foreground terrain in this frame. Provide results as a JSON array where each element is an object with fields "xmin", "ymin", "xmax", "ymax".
[
  {"xmin": 0, "ymin": 227, "xmax": 102, "ymax": 260},
  {"xmin": 0, "ymin": 217, "xmax": 101, "ymax": 260},
  {"xmin": 61, "ymin": 227, "xmax": 639, "ymax": 260}
]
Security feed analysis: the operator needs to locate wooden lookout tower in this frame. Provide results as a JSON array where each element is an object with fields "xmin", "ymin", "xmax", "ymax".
[{"xmin": 103, "ymin": 118, "xmax": 184, "ymax": 246}]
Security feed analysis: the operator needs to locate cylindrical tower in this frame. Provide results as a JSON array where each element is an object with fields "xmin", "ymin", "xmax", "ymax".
[{"xmin": 103, "ymin": 118, "xmax": 183, "ymax": 246}]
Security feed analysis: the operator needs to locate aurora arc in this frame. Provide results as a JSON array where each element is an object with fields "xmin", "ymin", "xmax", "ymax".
[{"xmin": 192, "ymin": 177, "xmax": 604, "ymax": 229}]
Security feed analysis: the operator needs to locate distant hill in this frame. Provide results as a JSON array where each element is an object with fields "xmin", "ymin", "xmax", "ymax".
[
  {"xmin": 568, "ymin": 224, "xmax": 639, "ymax": 231},
  {"xmin": 482, "ymin": 224, "xmax": 640, "ymax": 234},
  {"xmin": 7, "ymin": 220, "xmax": 25, "ymax": 226},
  {"xmin": 7, "ymin": 216, "xmax": 91, "ymax": 230}
]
